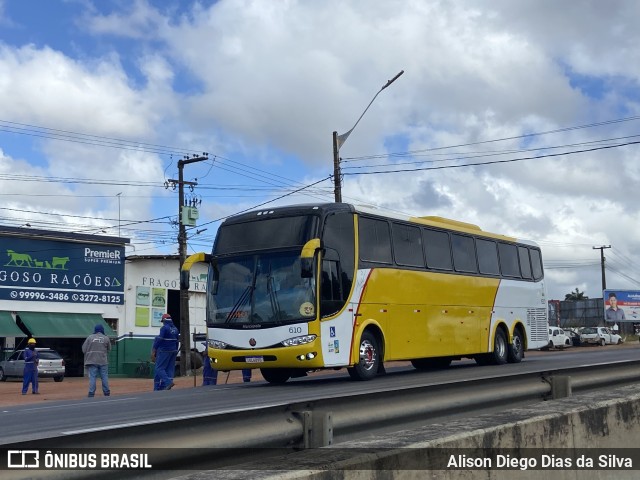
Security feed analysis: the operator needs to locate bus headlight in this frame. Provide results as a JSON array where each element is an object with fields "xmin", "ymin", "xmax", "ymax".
[
  {"xmin": 208, "ymin": 339, "xmax": 227, "ymax": 349},
  {"xmin": 282, "ymin": 334, "xmax": 317, "ymax": 347}
]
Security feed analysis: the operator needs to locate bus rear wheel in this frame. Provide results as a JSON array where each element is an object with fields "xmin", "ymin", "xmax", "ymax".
[
  {"xmin": 260, "ymin": 368, "xmax": 291, "ymax": 384},
  {"xmin": 348, "ymin": 331, "xmax": 380, "ymax": 381},
  {"xmin": 507, "ymin": 329, "xmax": 524, "ymax": 363},
  {"xmin": 491, "ymin": 329, "xmax": 509, "ymax": 365},
  {"xmin": 477, "ymin": 329, "xmax": 508, "ymax": 366}
]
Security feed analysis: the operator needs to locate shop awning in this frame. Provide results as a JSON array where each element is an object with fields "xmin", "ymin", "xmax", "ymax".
[
  {"xmin": 0, "ymin": 311, "xmax": 27, "ymax": 337},
  {"xmin": 17, "ymin": 312, "xmax": 116, "ymax": 338}
]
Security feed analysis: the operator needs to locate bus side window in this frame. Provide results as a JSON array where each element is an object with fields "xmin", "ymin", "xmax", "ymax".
[
  {"xmin": 518, "ymin": 246, "xmax": 533, "ymax": 279},
  {"xmin": 498, "ymin": 243, "xmax": 521, "ymax": 278},
  {"xmin": 359, "ymin": 217, "xmax": 393, "ymax": 264},
  {"xmin": 423, "ymin": 229, "xmax": 453, "ymax": 271},
  {"xmin": 451, "ymin": 234, "xmax": 477, "ymax": 273},
  {"xmin": 530, "ymin": 248, "xmax": 544, "ymax": 280},
  {"xmin": 321, "ymin": 259, "xmax": 343, "ymax": 317}
]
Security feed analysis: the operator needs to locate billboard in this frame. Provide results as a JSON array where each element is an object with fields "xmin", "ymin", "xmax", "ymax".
[
  {"xmin": 0, "ymin": 237, "xmax": 125, "ymax": 305},
  {"xmin": 602, "ymin": 289, "xmax": 640, "ymax": 323}
]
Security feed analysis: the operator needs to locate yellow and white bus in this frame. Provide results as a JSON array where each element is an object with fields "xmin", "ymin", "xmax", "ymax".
[{"xmin": 194, "ymin": 203, "xmax": 549, "ymax": 383}]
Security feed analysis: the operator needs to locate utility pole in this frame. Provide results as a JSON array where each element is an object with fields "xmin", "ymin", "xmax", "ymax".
[
  {"xmin": 168, "ymin": 154, "xmax": 208, "ymax": 376},
  {"xmin": 593, "ymin": 245, "xmax": 611, "ymax": 293}
]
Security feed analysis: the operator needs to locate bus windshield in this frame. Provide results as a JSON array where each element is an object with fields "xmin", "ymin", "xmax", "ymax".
[{"xmin": 208, "ymin": 250, "xmax": 316, "ymax": 327}]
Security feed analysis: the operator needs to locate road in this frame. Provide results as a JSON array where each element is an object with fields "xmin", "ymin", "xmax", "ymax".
[{"xmin": 1, "ymin": 343, "xmax": 638, "ymax": 447}]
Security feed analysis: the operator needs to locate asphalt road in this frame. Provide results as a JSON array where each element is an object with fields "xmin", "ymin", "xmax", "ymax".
[{"xmin": 1, "ymin": 343, "xmax": 639, "ymax": 447}]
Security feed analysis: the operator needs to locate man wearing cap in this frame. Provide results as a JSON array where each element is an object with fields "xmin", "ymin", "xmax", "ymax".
[
  {"xmin": 151, "ymin": 313, "xmax": 179, "ymax": 391},
  {"xmin": 82, "ymin": 324, "xmax": 112, "ymax": 397},
  {"xmin": 22, "ymin": 337, "xmax": 40, "ymax": 395}
]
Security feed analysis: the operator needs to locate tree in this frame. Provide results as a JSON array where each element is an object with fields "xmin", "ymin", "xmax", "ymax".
[{"xmin": 564, "ymin": 288, "xmax": 588, "ymax": 301}]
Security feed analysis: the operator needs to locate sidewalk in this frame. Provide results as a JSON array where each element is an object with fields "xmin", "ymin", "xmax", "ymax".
[{"xmin": 0, "ymin": 368, "xmax": 257, "ymax": 408}]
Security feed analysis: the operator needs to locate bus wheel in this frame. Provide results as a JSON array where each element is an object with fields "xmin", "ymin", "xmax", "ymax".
[
  {"xmin": 348, "ymin": 331, "xmax": 380, "ymax": 381},
  {"xmin": 507, "ymin": 329, "xmax": 524, "ymax": 363},
  {"xmin": 411, "ymin": 358, "xmax": 452, "ymax": 370},
  {"xmin": 489, "ymin": 329, "xmax": 508, "ymax": 365},
  {"xmin": 260, "ymin": 368, "xmax": 291, "ymax": 384}
]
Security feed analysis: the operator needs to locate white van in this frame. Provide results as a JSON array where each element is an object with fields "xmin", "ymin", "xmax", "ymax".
[{"xmin": 546, "ymin": 327, "xmax": 571, "ymax": 349}]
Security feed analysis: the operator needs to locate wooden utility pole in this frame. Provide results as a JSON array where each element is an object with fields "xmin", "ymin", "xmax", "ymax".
[{"xmin": 593, "ymin": 245, "xmax": 611, "ymax": 293}]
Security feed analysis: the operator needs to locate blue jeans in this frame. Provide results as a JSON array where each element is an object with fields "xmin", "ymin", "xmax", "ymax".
[{"xmin": 88, "ymin": 364, "xmax": 110, "ymax": 396}]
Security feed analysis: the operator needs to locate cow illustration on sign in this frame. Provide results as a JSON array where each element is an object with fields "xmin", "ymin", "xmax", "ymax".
[{"xmin": 5, "ymin": 250, "xmax": 71, "ymax": 270}]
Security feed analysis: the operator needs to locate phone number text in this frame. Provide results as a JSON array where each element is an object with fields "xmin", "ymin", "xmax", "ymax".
[{"xmin": 9, "ymin": 290, "xmax": 123, "ymax": 304}]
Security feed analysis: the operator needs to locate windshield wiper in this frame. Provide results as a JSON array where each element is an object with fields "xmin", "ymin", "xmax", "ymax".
[
  {"xmin": 224, "ymin": 284, "xmax": 253, "ymax": 323},
  {"xmin": 267, "ymin": 271, "xmax": 282, "ymax": 323}
]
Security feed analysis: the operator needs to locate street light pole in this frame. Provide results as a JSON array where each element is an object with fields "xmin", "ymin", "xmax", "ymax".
[{"xmin": 333, "ymin": 70, "xmax": 404, "ymax": 202}]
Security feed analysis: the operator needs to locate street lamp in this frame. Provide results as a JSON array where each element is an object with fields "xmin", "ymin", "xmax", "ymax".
[{"xmin": 333, "ymin": 70, "xmax": 404, "ymax": 202}]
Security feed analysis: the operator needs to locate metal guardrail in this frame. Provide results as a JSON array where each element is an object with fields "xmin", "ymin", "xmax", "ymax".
[{"xmin": 9, "ymin": 360, "xmax": 640, "ymax": 474}]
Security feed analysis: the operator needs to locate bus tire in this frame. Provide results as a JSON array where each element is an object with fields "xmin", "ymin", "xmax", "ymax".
[
  {"xmin": 260, "ymin": 368, "xmax": 291, "ymax": 384},
  {"xmin": 489, "ymin": 329, "xmax": 508, "ymax": 365},
  {"xmin": 411, "ymin": 358, "xmax": 452, "ymax": 370},
  {"xmin": 507, "ymin": 329, "xmax": 524, "ymax": 363},
  {"xmin": 348, "ymin": 330, "xmax": 380, "ymax": 381}
]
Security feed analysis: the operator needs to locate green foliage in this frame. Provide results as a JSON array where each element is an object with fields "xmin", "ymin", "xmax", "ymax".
[{"xmin": 564, "ymin": 288, "xmax": 588, "ymax": 301}]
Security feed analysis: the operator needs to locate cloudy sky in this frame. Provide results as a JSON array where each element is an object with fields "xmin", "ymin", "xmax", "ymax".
[{"xmin": 1, "ymin": 0, "xmax": 639, "ymax": 300}]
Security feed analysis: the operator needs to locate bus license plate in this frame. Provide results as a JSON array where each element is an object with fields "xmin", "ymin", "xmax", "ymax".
[{"xmin": 245, "ymin": 356, "xmax": 263, "ymax": 363}]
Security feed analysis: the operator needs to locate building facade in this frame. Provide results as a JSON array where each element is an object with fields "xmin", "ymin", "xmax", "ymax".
[{"xmin": 0, "ymin": 227, "xmax": 208, "ymax": 377}]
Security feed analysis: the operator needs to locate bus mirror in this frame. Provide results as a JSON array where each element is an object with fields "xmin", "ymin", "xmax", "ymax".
[
  {"xmin": 300, "ymin": 238, "xmax": 321, "ymax": 278},
  {"xmin": 181, "ymin": 252, "xmax": 212, "ymax": 290}
]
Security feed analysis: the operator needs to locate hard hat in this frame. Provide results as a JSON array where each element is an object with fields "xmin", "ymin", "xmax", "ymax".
[
  {"xmin": 161, "ymin": 313, "xmax": 172, "ymax": 321},
  {"xmin": 27, "ymin": 338, "xmax": 36, "ymax": 345}
]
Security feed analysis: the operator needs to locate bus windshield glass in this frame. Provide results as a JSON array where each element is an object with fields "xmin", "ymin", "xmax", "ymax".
[
  {"xmin": 208, "ymin": 251, "xmax": 316, "ymax": 327},
  {"xmin": 215, "ymin": 215, "xmax": 318, "ymax": 254}
]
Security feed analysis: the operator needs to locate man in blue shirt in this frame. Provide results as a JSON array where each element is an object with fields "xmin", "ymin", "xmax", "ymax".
[
  {"xmin": 151, "ymin": 314, "xmax": 179, "ymax": 391},
  {"xmin": 606, "ymin": 292, "xmax": 626, "ymax": 322}
]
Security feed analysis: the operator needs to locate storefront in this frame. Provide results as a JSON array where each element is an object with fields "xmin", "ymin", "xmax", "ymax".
[
  {"xmin": 120, "ymin": 255, "xmax": 207, "ymax": 376},
  {"xmin": 0, "ymin": 227, "xmax": 208, "ymax": 377},
  {"xmin": 0, "ymin": 226, "xmax": 126, "ymax": 374}
]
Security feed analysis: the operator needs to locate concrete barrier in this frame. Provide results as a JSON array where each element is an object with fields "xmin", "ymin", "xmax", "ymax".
[{"xmin": 193, "ymin": 384, "xmax": 640, "ymax": 480}]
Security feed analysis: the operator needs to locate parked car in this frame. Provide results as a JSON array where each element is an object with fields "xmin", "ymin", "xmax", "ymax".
[
  {"xmin": 579, "ymin": 327, "xmax": 623, "ymax": 346},
  {"xmin": 546, "ymin": 327, "xmax": 572, "ymax": 349},
  {"xmin": 566, "ymin": 329, "xmax": 583, "ymax": 347},
  {"xmin": 0, "ymin": 348, "xmax": 65, "ymax": 382}
]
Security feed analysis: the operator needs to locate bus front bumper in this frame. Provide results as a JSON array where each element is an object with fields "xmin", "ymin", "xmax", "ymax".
[{"xmin": 208, "ymin": 343, "xmax": 325, "ymax": 370}]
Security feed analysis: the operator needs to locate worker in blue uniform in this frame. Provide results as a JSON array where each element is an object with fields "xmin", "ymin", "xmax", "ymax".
[
  {"xmin": 202, "ymin": 348, "xmax": 216, "ymax": 386},
  {"xmin": 22, "ymin": 338, "xmax": 40, "ymax": 395},
  {"xmin": 151, "ymin": 314, "xmax": 179, "ymax": 391}
]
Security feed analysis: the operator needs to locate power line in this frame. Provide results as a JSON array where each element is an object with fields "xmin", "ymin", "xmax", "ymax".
[
  {"xmin": 342, "ymin": 140, "xmax": 640, "ymax": 176},
  {"xmin": 342, "ymin": 115, "xmax": 640, "ymax": 161},
  {"xmin": 342, "ymin": 134, "xmax": 640, "ymax": 169}
]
